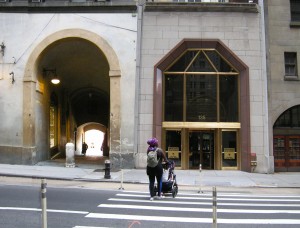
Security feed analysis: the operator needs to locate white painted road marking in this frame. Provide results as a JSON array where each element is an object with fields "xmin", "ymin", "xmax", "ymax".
[
  {"xmin": 99, "ymin": 203, "xmax": 300, "ymax": 214},
  {"xmin": 116, "ymin": 193, "xmax": 300, "ymax": 202},
  {"xmin": 0, "ymin": 207, "xmax": 89, "ymax": 214},
  {"xmin": 73, "ymin": 226, "xmax": 111, "ymax": 228},
  {"xmin": 123, "ymin": 190, "xmax": 300, "ymax": 199},
  {"xmin": 109, "ymin": 197, "xmax": 300, "ymax": 207},
  {"xmin": 86, "ymin": 213, "xmax": 300, "ymax": 224}
]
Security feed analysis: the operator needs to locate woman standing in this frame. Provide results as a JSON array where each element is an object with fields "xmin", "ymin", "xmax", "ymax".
[{"xmin": 146, "ymin": 138, "xmax": 167, "ymax": 201}]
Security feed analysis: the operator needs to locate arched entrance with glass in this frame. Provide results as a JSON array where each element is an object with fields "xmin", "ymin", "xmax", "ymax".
[
  {"xmin": 273, "ymin": 105, "xmax": 300, "ymax": 172},
  {"xmin": 153, "ymin": 39, "xmax": 250, "ymax": 171}
]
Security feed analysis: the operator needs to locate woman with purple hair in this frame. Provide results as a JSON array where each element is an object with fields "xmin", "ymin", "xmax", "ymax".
[{"xmin": 146, "ymin": 137, "xmax": 167, "ymax": 201}]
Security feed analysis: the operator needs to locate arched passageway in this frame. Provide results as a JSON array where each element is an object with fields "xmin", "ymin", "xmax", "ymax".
[{"xmin": 23, "ymin": 29, "xmax": 121, "ymax": 165}]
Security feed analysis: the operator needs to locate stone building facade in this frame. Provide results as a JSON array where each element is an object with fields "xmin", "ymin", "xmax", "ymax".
[
  {"xmin": 0, "ymin": 0, "xmax": 298, "ymax": 173},
  {"xmin": 265, "ymin": 0, "xmax": 300, "ymax": 172},
  {"xmin": 0, "ymin": 0, "xmax": 138, "ymax": 169},
  {"xmin": 136, "ymin": 0, "xmax": 273, "ymax": 173}
]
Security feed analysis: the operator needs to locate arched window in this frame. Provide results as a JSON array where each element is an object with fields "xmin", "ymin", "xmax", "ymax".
[
  {"xmin": 50, "ymin": 92, "xmax": 58, "ymax": 149},
  {"xmin": 164, "ymin": 49, "xmax": 239, "ymax": 123},
  {"xmin": 274, "ymin": 105, "xmax": 300, "ymax": 128}
]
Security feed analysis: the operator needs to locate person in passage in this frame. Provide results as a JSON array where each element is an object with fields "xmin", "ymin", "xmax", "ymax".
[
  {"xmin": 146, "ymin": 137, "xmax": 167, "ymax": 201},
  {"xmin": 82, "ymin": 142, "xmax": 88, "ymax": 155}
]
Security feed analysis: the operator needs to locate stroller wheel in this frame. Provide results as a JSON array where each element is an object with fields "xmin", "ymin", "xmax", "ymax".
[
  {"xmin": 172, "ymin": 185, "xmax": 178, "ymax": 198},
  {"xmin": 154, "ymin": 185, "xmax": 158, "ymax": 195}
]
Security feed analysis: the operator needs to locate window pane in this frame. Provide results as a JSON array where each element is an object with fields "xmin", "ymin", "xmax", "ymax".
[
  {"xmin": 274, "ymin": 105, "xmax": 300, "ymax": 128},
  {"xmin": 167, "ymin": 51, "xmax": 199, "ymax": 72},
  {"xmin": 186, "ymin": 74, "xmax": 217, "ymax": 122},
  {"xmin": 164, "ymin": 74, "xmax": 183, "ymax": 121},
  {"xmin": 284, "ymin": 52, "xmax": 297, "ymax": 76},
  {"xmin": 291, "ymin": 107, "xmax": 299, "ymax": 127},
  {"xmin": 49, "ymin": 106, "xmax": 56, "ymax": 148},
  {"xmin": 187, "ymin": 51, "xmax": 215, "ymax": 72},
  {"xmin": 290, "ymin": 0, "xmax": 300, "ymax": 22},
  {"xmin": 165, "ymin": 130, "xmax": 182, "ymax": 167},
  {"xmin": 222, "ymin": 131, "xmax": 237, "ymax": 168},
  {"xmin": 205, "ymin": 50, "xmax": 235, "ymax": 72},
  {"xmin": 220, "ymin": 75, "xmax": 239, "ymax": 122}
]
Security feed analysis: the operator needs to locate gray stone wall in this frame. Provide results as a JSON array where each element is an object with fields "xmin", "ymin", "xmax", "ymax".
[
  {"xmin": 0, "ymin": 12, "xmax": 137, "ymax": 166},
  {"xmin": 136, "ymin": 2, "xmax": 271, "ymax": 172},
  {"xmin": 267, "ymin": 0, "xmax": 300, "ymax": 123}
]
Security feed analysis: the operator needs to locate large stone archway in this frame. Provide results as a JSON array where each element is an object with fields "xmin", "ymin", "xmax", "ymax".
[{"xmin": 22, "ymin": 29, "xmax": 121, "ymax": 164}]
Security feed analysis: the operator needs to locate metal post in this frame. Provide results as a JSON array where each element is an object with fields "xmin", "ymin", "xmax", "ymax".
[
  {"xmin": 104, "ymin": 160, "xmax": 111, "ymax": 179},
  {"xmin": 119, "ymin": 169, "xmax": 125, "ymax": 190},
  {"xmin": 212, "ymin": 186, "xmax": 217, "ymax": 228},
  {"xmin": 41, "ymin": 179, "xmax": 47, "ymax": 228},
  {"xmin": 198, "ymin": 164, "xmax": 203, "ymax": 193}
]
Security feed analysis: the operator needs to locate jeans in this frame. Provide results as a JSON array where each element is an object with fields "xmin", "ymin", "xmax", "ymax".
[{"xmin": 147, "ymin": 165, "xmax": 163, "ymax": 197}]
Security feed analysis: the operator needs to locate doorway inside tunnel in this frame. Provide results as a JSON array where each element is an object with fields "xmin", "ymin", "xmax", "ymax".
[
  {"xmin": 85, "ymin": 130, "xmax": 104, "ymax": 156},
  {"xmin": 76, "ymin": 122, "xmax": 109, "ymax": 158}
]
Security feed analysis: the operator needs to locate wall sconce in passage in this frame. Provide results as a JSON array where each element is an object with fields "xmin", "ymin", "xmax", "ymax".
[
  {"xmin": 9, "ymin": 72, "xmax": 15, "ymax": 84},
  {"xmin": 0, "ymin": 42, "xmax": 5, "ymax": 56},
  {"xmin": 43, "ymin": 68, "xmax": 60, "ymax": 85}
]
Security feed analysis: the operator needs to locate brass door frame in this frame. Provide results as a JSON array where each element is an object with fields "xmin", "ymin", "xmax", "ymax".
[
  {"xmin": 163, "ymin": 126, "xmax": 240, "ymax": 170},
  {"xmin": 162, "ymin": 128, "xmax": 183, "ymax": 169},
  {"xmin": 220, "ymin": 129, "xmax": 240, "ymax": 170}
]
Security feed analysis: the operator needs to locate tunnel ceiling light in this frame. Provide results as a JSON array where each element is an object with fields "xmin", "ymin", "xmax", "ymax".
[
  {"xmin": 43, "ymin": 68, "xmax": 60, "ymax": 85},
  {"xmin": 51, "ymin": 78, "xmax": 60, "ymax": 85}
]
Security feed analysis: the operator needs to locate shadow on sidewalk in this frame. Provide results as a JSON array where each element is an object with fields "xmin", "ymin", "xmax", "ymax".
[{"xmin": 36, "ymin": 155, "xmax": 108, "ymax": 169}]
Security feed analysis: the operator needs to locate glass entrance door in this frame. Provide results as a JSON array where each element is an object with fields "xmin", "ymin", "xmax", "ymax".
[
  {"xmin": 189, "ymin": 131, "xmax": 214, "ymax": 169},
  {"xmin": 222, "ymin": 131, "xmax": 238, "ymax": 169},
  {"xmin": 165, "ymin": 130, "xmax": 182, "ymax": 168}
]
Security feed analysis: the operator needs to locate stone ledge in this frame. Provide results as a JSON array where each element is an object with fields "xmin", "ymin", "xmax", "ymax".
[
  {"xmin": 144, "ymin": 2, "xmax": 259, "ymax": 13},
  {"xmin": 0, "ymin": 1, "xmax": 137, "ymax": 12}
]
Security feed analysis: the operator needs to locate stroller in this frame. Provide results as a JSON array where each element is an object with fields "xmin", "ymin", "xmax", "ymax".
[{"xmin": 154, "ymin": 160, "xmax": 178, "ymax": 198}]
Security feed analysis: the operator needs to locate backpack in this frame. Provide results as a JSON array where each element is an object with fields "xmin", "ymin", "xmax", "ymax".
[{"xmin": 147, "ymin": 148, "xmax": 159, "ymax": 167}]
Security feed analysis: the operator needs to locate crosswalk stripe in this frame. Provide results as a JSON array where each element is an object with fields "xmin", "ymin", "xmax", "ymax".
[
  {"xmin": 123, "ymin": 190, "xmax": 300, "ymax": 199},
  {"xmin": 0, "ymin": 207, "xmax": 88, "ymax": 214},
  {"xmin": 99, "ymin": 204, "xmax": 210, "ymax": 212},
  {"xmin": 99, "ymin": 203, "xmax": 300, "ymax": 214},
  {"xmin": 73, "ymin": 227, "xmax": 110, "ymax": 228},
  {"xmin": 109, "ymin": 198, "xmax": 211, "ymax": 205},
  {"xmin": 108, "ymin": 198, "xmax": 300, "ymax": 207},
  {"xmin": 116, "ymin": 193, "xmax": 300, "ymax": 202},
  {"xmin": 86, "ymin": 213, "xmax": 210, "ymax": 223},
  {"xmin": 109, "ymin": 197, "xmax": 300, "ymax": 207},
  {"xmin": 86, "ymin": 213, "xmax": 300, "ymax": 224}
]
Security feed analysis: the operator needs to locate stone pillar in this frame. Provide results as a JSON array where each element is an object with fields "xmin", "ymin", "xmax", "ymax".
[
  {"xmin": 109, "ymin": 72, "xmax": 121, "ymax": 171},
  {"xmin": 23, "ymin": 78, "xmax": 37, "ymax": 165}
]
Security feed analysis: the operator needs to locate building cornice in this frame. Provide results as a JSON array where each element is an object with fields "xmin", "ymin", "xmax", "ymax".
[
  {"xmin": 0, "ymin": 2, "xmax": 137, "ymax": 13},
  {"xmin": 144, "ymin": 2, "xmax": 259, "ymax": 13}
]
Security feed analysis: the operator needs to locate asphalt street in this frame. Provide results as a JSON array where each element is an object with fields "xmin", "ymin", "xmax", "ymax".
[{"xmin": 1, "ymin": 177, "xmax": 300, "ymax": 228}]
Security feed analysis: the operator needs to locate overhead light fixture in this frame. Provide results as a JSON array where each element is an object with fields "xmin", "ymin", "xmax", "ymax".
[
  {"xmin": 0, "ymin": 42, "xmax": 5, "ymax": 56},
  {"xmin": 43, "ymin": 68, "xmax": 60, "ymax": 85},
  {"xmin": 9, "ymin": 72, "xmax": 15, "ymax": 84}
]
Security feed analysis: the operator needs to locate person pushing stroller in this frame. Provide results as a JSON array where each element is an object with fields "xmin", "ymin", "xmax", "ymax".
[{"xmin": 146, "ymin": 137, "xmax": 168, "ymax": 201}]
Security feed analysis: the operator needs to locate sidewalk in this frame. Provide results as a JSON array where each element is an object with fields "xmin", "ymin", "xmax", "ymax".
[{"xmin": 0, "ymin": 161, "xmax": 299, "ymax": 188}]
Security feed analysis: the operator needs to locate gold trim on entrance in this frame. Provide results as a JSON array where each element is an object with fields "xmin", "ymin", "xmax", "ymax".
[{"xmin": 162, "ymin": 122, "xmax": 240, "ymax": 129}]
